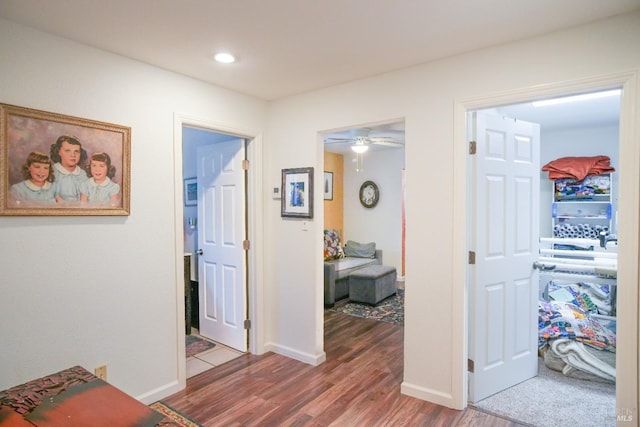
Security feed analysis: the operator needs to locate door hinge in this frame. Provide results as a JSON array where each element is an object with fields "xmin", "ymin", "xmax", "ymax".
[
  {"xmin": 468, "ymin": 359, "xmax": 474, "ymax": 373},
  {"xmin": 469, "ymin": 140, "xmax": 477, "ymax": 155},
  {"xmin": 242, "ymin": 159, "xmax": 250, "ymax": 170},
  {"xmin": 468, "ymin": 251, "xmax": 476, "ymax": 265},
  {"xmin": 243, "ymin": 240, "xmax": 250, "ymax": 250},
  {"xmin": 244, "ymin": 319, "xmax": 251, "ymax": 330}
]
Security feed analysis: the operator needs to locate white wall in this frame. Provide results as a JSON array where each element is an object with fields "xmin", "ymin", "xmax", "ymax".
[
  {"xmin": 182, "ymin": 128, "xmax": 200, "ymax": 260},
  {"xmin": 182, "ymin": 127, "xmax": 240, "ymax": 265},
  {"xmin": 0, "ymin": 19, "xmax": 266, "ymax": 399},
  {"xmin": 1, "ymin": 10, "xmax": 638, "ymax": 414},
  {"xmin": 265, "ymin": 11, "xmax": 640, "ymax": 410},
  {"xmin": 343, "ymin": 149, "xmax": 405, "ymax": 276}
]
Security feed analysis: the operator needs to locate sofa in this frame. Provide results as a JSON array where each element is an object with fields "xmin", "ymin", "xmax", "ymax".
[{"xmin": 324, "ymin": 230, "xmax": 382, "ymax": 307}]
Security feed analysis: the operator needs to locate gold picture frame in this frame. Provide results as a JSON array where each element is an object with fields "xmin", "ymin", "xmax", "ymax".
[{"xmin": 0, "ymin": 103, "xmax": 131, "ymax": 216}]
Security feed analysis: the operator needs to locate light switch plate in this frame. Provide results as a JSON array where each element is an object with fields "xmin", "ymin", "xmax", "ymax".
[{"xmin": 272, "ymin": 186, "xmax": 281, "ymax": 199}]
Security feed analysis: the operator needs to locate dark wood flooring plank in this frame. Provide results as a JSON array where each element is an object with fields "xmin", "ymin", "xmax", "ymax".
[{"xmin": 162, "ymin": 311, "xmax": 527, "ymax": 426}]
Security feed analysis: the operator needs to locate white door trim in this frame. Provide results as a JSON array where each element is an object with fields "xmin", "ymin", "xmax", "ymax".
[
  {"xmin": 173, "ymin": 113, "xmax": 265, "ymax": 388},
  {"xmin": 452, "ymin": 70, "xmax": 639, "ymax": 410}
]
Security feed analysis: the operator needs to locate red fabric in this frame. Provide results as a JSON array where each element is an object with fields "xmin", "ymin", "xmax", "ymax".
[
  {"xmin": 24, "ymin": 379, "xmax": 163, "ymax": 427},
  {"xmin": 541, "ymin": 155, "xmax": 615, "ymax": 181},
  {"xmin": 0, "ymin": 406, "xmax": 35, "ymax": 426}
]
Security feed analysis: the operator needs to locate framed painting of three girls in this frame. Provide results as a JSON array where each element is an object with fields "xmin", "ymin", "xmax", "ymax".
[{"xmin": 0, "ymin": 103, "xmax": 131, "ymax": 216}]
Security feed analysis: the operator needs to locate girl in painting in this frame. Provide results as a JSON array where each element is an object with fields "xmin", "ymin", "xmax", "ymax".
[
  {"xmin": 80, "ymin": 152, "xmax": 120, "ymax": 204},
  {"xmin": 10, "ymin": 151, "xmax": 57, "ymax": 203},
  {"xmin": 49, "ymin": 134, "xmax": 88, "ymax": 202}
]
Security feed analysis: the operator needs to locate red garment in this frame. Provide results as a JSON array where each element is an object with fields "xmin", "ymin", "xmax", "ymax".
[{"xmin": 541, "ymin": 155, "xmax": 615, "ymax": 181}]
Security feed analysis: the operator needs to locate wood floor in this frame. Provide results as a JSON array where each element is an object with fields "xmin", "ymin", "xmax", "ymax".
[{"xmin": 162, "ymin": 311, "xmax": 527, "ymax": 426}]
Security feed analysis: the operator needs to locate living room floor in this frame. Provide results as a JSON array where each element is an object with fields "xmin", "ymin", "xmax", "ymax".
[
  {"xmin": 187, "ymin": 328, "xmax": 244, "ymax": 378},
  {"xmin": 188, "ymin": 279, "xmax": 405, "ymax": 378}
]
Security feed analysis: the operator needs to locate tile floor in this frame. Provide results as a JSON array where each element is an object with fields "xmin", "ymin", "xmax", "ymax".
[{"xmin": 187, "ymin": 329, "xmax": 245, "ymax": 378}]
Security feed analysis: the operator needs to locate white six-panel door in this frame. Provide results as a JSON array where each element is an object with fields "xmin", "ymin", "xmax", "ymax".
[
  {"xmin": 197, "ymin": 139, "xmax": 247, "ymax": 352},
  {"xmin": 468, "ymin": 112, "xmax": 540, "ymax": 403}
]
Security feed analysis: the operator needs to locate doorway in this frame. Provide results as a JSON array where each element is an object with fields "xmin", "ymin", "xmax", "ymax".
[
  {"xmin": 174, "ymin": 113, "xmax": 263, "ymax": 383},
  {"xmin": 321, "ymin": 120, "xmax": 406, "ymax": 281},
  {"xmin": 321, "ymin": 119, "xmax": 406, "ymax": 342},
  {"xmin": 461, "ymin": 76, "xmax": 637, "ymax": 425}
]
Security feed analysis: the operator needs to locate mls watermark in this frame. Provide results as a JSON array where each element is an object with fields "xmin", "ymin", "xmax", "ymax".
[{"xmin": 605, "ymin": 408, "xmax": 636, "ymax": 423}]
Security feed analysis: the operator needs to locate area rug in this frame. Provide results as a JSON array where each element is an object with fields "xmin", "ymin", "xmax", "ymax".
[
  {"xmin": 185, "ymin": 334, "xmax": 215, "ymax": 358},
  {"xmin": 328, "ymin": 288, "xmax": 404, "ymax": 326},
  {"xmin": 149, "ymin": 402, "xmax": 202, "ymax": 427}
]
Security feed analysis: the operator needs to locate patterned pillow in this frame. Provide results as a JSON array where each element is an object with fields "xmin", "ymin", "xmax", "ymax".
[{"xmin": 324, "ymin": 229, "xmax": 345, "ymax": 261}]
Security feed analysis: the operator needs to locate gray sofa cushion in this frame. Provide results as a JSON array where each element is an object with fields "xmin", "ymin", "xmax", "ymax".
[
  {"xmin": 328, "ymin": 256, "xmax": 379, "ymax": 281},
  {"xmin": 344, "ymin": 240, "xmax": 376, "ymax": 258},
  {"xmin": 333, "ymin": 257, "xmax": 376, "ymax": 272}
]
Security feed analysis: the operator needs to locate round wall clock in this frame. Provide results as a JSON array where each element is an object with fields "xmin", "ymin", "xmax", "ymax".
[{"xmin": 359, "ymin": 180, "xmax": 379, "ymax": 208}]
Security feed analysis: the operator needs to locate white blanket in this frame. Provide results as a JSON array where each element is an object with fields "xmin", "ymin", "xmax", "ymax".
[{"xmin": 548, "ymin": 338, "xmax": 616, "ymax": 382}]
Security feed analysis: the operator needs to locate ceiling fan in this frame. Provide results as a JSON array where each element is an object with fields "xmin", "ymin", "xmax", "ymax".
[{"xmin": 324, "ymin": 127, "xmax": 404, "ymax": 153}]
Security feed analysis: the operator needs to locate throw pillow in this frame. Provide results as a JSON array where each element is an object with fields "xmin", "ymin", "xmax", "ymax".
[
  {"xmin": 344, "ymin": 240, "xmax": 376, "ymax": 258},
  {"xmin": 323, "ymin": 229, "xmax": 345, "ymax": 261}
]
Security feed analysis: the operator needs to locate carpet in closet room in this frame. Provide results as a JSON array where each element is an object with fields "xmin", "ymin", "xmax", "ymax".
[{"xmin": 473, "ymin": 357, "xmax": 615, "ymax": 427}]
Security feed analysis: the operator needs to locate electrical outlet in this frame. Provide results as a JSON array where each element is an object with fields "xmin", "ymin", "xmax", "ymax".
[{"xmin": 94, "ymin": 365, "xmax": 107, "ymax": 381}]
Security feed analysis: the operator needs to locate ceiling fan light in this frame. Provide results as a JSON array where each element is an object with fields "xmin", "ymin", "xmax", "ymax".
[{"xmin": 351, "ymin": 144, "xmax": 369, "ymax": 153}]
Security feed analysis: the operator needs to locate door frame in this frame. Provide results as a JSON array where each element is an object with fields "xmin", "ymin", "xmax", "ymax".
[
  {"xmin": 173, "ymin": 113, "xmax": 265, "ymax": 388},
  {"xmin": 452, "ymin": 71, "xmax": 639, "ymax": 410}
]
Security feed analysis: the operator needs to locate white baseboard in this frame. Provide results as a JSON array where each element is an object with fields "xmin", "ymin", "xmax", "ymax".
[
  {"xmin": 264, "ymin": 341, "xmax": 326, "ymax": 366},
  {"xmin": 400, "ymin": 381, "xmax": 459, "ymax": 409},
  {"xmin": 136, "ymin": 379, "xmax": 184, "ymax": 405}
]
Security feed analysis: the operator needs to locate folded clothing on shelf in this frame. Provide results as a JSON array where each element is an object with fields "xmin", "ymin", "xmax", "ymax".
[{"xmin": 542, "ymin": 155, "xmax": 615, "ymax": 181}]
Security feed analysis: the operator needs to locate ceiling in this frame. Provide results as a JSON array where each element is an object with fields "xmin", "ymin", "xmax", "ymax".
[
  {"xmin": 496, "ymin": 92, "xmax": 622, "ymax": 132},
  {"xmin": 323, "ymin": 122, "xmax": 406, "ymax": 154},
  {"xmin": 323, "ymin": 90, "xmax": 622, "ymax": 154},
  {"xmin": 1, "ymin": 1, "xmax": 638, "ymax": 101},
  {"xmin": 1, "ymin": 0, "xmax": 631, "ymax": 152}
]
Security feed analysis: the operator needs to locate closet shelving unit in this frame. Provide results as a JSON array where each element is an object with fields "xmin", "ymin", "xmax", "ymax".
[
  {"xmin": 539, "ymin": 173, "xmax": 617, "ymax": 321},
  {"xmin": 551, "ymin": 173, "xmax": 612, "ymax": 239}
]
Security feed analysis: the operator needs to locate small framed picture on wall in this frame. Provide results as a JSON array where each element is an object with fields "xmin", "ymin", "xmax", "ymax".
[
  {"xmin": 184, "ymin": 177, "xmax": 197, "ymax": 206},
  {"xmin": 324, "ymin": 171, "xmax": 333, "ymax": 200},
  {"xmin": 281, "ymin": 167, "xmax": 314, "ymax": 218}
]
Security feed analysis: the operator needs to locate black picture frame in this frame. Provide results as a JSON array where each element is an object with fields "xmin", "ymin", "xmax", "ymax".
[{"xmin": 281, "ymin": 167, "xmax": 314, "ymax": 218}]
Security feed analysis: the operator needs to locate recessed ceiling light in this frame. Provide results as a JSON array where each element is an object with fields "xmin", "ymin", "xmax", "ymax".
[
  {"xmin": 214, "ymin": 52, "xmax": 235, "ymax": 64},
  {"xmin": 532, "ymin": 89, "xmax": 621, "ymax": 107}
]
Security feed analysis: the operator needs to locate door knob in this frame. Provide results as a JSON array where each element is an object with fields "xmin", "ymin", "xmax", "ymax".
[
  {"xmin": 196, "ymin": 249, "xmax": 203, "ymax": 255},
  {"xmin": 532, "ymin": 261, "xmax": 555, "ymax": 271}
]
